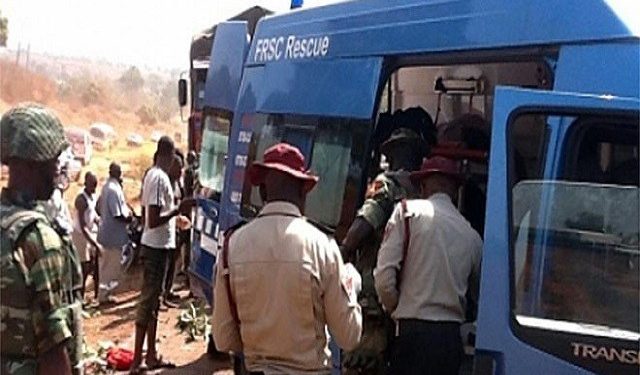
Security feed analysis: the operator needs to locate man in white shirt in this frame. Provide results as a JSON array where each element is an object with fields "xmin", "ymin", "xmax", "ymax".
[
  {"xmin": 96, "ymin": 163, "xmax": 132, "ymax": 304},
  {"xmin": 72, "ymin": 172, "xmax": 102, "ymax": 299},
  {"xmin": 374, "ymin": 156, "xmax": 482, "ymax": 375},
  {"xmin": 130, "ymin": 137, "xmax": 194, "ymax": 373}
]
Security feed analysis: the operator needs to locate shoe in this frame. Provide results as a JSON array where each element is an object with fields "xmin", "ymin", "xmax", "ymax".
[
  {"xmin": 165, "ymin": 292, "xmax": 180, "ymax": 302},
  {"xmin": 98, "ymin": 296, "xmax": 117, "ymax": 306},
  {"xmin": 162, "ymin": 298, "xmax": 180, "ymax": 308}
]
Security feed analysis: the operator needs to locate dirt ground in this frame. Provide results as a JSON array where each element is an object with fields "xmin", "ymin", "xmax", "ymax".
[{"xmin": 82, "ymin": 263, "xmax": 233, "ymax": 375}]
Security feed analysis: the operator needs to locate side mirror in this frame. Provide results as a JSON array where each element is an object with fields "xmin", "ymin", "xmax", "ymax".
[{"xmin": 178, "ymin": 78, "xmax": 188, "ymax": 107}]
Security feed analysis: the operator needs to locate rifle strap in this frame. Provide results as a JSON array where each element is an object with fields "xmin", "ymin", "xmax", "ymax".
[
  {"xmin": 221, "ymin": 228, "xmax": 240, "ymax": 325},
  {"xmin": 398, "ymin": 199, "xmax": 411, "ymax": 289}
]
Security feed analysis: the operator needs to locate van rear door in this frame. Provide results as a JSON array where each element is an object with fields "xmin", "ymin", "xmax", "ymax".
[{"xmin": 475, "ymin": 87, "xmax": 639, "ymax": 375}]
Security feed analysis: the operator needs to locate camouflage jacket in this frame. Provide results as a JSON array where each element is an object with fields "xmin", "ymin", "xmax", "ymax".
[
  {"xmin": 0, "ymin": 189, "xmax": 83, "ymax": 374},
  {"xmin": 356, "ymin": 170, "xmax": 418, "ymax": 262}
]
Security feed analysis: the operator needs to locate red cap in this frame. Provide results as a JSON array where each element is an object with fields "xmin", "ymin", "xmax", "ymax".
[
  {"xmin": 410, "ymin": 156, "xmax": 462, "ymax": 183},
  {"xmin": 248, "ymin": 143, "xmax": 319, "ymax": 192}
]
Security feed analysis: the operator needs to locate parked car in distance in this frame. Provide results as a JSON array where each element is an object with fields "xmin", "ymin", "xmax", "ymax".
[
  {"xmin": 89, "ymin": 122, "xmax": 116, "ymax": 150},
  {"xmin": 59, "ymin": 147, "xmax": 82, "ymax": 186},
  {"xmin": 127, "ymin": 133, "xmax": 144, "ymax": 147},
  {"xmin": 65, "ymin": 127, "xmax": 93, "ymax": 165},
  {"xmin": 150, "ymin": 131, "xmax": 164, "ymax": 142}
]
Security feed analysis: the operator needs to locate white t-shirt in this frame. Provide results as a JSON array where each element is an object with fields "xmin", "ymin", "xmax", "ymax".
[{"xmin": 141, "ymin": 166, "xmax": 176, "ymax": 249}]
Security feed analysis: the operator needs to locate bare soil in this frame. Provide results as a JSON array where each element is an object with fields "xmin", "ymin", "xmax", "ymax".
[{"xmin": 82, "ymin": 264, "xmax": 233, "ymax": 375}]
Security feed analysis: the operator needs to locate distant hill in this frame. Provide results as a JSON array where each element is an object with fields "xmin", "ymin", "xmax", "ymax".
[{"xmin": 0, "ymin": 48, "xmax": 185, "ymax": 145}]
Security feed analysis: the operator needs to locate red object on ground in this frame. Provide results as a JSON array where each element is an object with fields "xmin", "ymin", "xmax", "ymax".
[{"xmin": 106, "ymin": 347, "xmax": 135, "ymax": 370}]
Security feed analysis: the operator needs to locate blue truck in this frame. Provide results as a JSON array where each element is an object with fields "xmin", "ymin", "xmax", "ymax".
[{"xmin": 192, "ymin": 0, "xmax": 639, "ymax": 373}]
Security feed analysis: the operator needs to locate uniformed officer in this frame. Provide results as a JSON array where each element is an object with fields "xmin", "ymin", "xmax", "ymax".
[
  {"xmin": 374, "ymin": 156, "xmax": 482, "ymax": 375},
  {"xmin": 1, "ymin": 103, "xmax": 84, "ymax": 375},
  {"xmin": 212, "ymin": 143, "xmax": 362, "ymax": 374},
  {"xmin": 341, "ymin": 109, "xmax": 436, "ymax": 373}
]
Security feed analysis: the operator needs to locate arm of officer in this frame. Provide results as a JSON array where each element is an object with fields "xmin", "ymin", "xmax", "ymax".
[
  {"xmin": 467, "ymin": 234, "xmax": 483, "ymax": 308},
  {"xmin": 323, "ymin": 239, "xmax": 362, "ymax": 351},
  {"xmin": 19, "ymin": 224, "xmax": 73, "ymax": 374},
  {"xmin": 211, "ymin": 253, "xmax": 242, "ymax": 353},
  {"xmin": 341, "ymin": 176, "xmax": 395, "ymax": 257},
  {"xmin": 373, "ymin": 203, "xmax": 404, "ymax": 313}
]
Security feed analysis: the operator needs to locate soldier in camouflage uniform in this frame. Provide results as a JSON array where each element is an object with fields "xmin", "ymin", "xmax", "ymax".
[
  {"xmin": 341, "ymin": 109, "xmax": 436, "ymax": 374},
  {"xmin": 0, "ymin": 103, "xmax": 84, "ymax": 375}
]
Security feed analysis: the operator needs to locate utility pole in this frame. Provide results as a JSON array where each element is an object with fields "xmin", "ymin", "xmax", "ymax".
[
  {"xmin": 15, "ymin": 42, "xmax": 21, "ymax": 65},
  {"xmin": 25, "ymin": 43, "xmax": 31, "ymax": 70}
]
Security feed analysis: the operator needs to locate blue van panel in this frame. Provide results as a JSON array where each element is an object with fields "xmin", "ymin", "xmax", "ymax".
[
  {"xmin": 204, "ymin": 22, "xmax": 250, "ymax": 111},
  {"xmin": 554, "ymin": 43, "xmax": 640, "ymax": 99},
  {"xmin": 476, "ymin": 87, "xmax": 639, "ymax": 374},
  {"xmin": 189, "ymin": 198, "xmax": 221, "ymax": 305},
  {"xmin": 249, "ymin": 0, "xmax": 638, "ymax": 63},
  {"xmin": 236, "ymin": 57, "xmax": 382, "ymax": 119}
]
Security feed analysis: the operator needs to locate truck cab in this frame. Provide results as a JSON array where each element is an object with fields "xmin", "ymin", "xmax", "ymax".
[{"xmin": 218, "ymin": 0, "xmax": 639, "ymax": 373}]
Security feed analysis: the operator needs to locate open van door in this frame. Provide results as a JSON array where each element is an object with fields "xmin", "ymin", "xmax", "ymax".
[
  {"xmin": 475, "ymin": 87, "xmax": 639, "ymax": 375},
  {"xmin": 190, "ymin": 21, "xmax": 250, "ymax": 304}
]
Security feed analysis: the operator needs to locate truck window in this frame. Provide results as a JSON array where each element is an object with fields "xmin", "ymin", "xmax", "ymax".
[
  {"xmin": 511, "ymin": 113, "xmax": 639, "ymax": 340},
  {"xmin": 241, "ymin": 114, "xmax": 370, "ymax": 237},
  {"xmin": 199, "ymin": 110, "xmax": 231, "ymax": 194}
]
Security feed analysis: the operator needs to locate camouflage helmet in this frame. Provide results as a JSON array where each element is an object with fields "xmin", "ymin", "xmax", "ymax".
[
  {"xmin": 380, "ymin": 127, "xmax": 429, "ymax": 157},
  {"xmin": 1, "ymin": 103, "xmax": 69, "ymax": 164}
]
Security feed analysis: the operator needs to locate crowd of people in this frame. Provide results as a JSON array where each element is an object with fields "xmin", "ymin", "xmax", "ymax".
[
  {"xmin": 1, "ymin": 102, "xmax": 483, "ymax": 375},
  {"xmin": 0, "ymin": 103, "xmax": 197, "ymax": 374}
]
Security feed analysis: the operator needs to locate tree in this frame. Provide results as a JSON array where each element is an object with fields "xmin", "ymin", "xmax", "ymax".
[
  {"xmin": 118, "ymin": 66, "xmax": 144, "ymax": 92},
  {"xmin": 0, "ymin": 10, "xmax": 8, "ymax": 47}
]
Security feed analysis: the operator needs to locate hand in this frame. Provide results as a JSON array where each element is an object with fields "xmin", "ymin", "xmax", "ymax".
[
  {"xmin": 178, "ymin": 198, "xmax": 196, "ymax": 215},
  {"xmin": 95, "ymin": 244, "xmax": 104, "ymax": 257},
  {"xmin": 176, "ymin": 215, "xmax": 192, "ymax": 231}
]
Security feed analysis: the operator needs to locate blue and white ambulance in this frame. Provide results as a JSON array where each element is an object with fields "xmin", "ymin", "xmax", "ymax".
[{"xmin": 197, "ymin": 0, "xmax": 639, "ymax": 373}]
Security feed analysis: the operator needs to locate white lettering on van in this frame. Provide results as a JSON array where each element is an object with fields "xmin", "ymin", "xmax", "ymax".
[
  {"xmin": 238, "ymin": 131, "xmax": 252, "ymax": 143},
  {"xmin": 230, "ymin": 191, "xmax": 242, "ymax": 204},
  {"xmin": 256, "ymin": 34, "xmax": 330, "ymax": 62},
  {"xmin": 571, "ymin": 342, "xmax": 640, "ymax": 365},
  {"xmin": 235, "ymin": 155, "xmax": 247, "ymax": 167}
]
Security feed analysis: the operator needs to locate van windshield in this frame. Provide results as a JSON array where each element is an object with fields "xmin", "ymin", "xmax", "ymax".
[
  {"xmin": 199, "ymin": 112, "xmax": 231, "ymax": 192},
  {"xmin": 241, "ymin": 114, "xmax": 370, "ymax": 235}
]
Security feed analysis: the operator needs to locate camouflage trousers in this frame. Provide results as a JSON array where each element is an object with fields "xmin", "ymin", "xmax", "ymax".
[{"xmin": 342, "ymin": 265, "xmax": 391, "ymax": 374}]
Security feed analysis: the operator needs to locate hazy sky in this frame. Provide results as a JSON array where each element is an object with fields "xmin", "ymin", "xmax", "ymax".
[{"xmin": 2, "ymin": 0, "xmax": 343, "ymax": 70}]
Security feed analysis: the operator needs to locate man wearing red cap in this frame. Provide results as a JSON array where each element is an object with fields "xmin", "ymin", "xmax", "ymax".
[
  {"xmin": 374, "ymin": 156, "xmax": 482, "ymax": 375},
  {"xmin": 212, "ymin": 143, "xmax": 362, "ymax": 374}
]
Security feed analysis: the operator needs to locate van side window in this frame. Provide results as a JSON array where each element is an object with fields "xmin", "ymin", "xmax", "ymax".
[
  {"xmin": 241, "ymin": 114, "xmax": 370, "ymax": 238},
  {"xmin": 511, "ymin": 113, "xmax": 639, "ymax": 339},
  {"xmin": 199, "ymin": 110, "xmax": 232, "ymax": 194}
]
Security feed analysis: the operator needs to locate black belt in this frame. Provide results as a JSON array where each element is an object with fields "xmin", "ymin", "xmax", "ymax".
[{"xmin": 395, "ymin": 319, "xmax": 461, "ymax": 337}]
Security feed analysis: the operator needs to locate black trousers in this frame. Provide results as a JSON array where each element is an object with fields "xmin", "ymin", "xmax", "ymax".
[{"xmin": 388, "ymin": 319, "xmax": 463, "ymax": 375}]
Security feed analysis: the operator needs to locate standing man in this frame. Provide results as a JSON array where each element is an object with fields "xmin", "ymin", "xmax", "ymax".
[
  {"xmin": 180, "ymin": 150, "xmax": 198, "ymax": 283},
  {"xmin": 374, "ymin": 156, "xmax": 482, "ymax": 375},
  {"xmin": 130, "ymin": 137, "xmax": 193, "ymax": 373},
  {"xmin": 73, "ymin": 171, "xmax": 102, "ymax": 299},
  {"xmin": 162, "ymin": 151, "xmax": 185, "ymax": 307},
  {"xmin": 183, "ymin": 150, "xmax": 199, "ymax": 199},
  {"xmin": 96, "ymin": 162, "xmax": 132, "ymax": 305},
  {"xmin": 340, "ymin": 110, "xmax": 436, "ymax": 373},
  {"xmin": 212, "ymin": 143, "xmax": 362, "ymax": 374},
  {"xmin": 1, "ymin": 103, "xmax": 83, "ymax": 375}
]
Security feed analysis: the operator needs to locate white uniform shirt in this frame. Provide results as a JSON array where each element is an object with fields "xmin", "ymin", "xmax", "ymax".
[
  {"xmin": 140, "ymin": 167, "xmax": 175, "ymax": 249},
  {"xmin": 212, "ymin": 201, "xmax": 362, "ymax": 374},
  {"xmin": 374, "ymin": 193, "xmax": 482, "ymax": 322}
]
